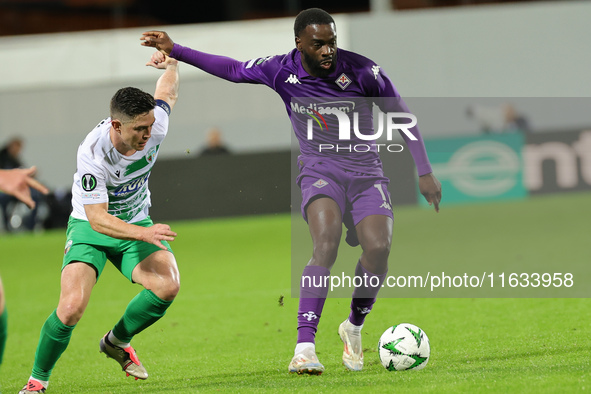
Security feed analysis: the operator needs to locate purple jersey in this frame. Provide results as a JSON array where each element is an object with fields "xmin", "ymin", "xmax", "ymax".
[{"xmin": 169, "ymin": 45, "xmax": 432, "ymax": 176}]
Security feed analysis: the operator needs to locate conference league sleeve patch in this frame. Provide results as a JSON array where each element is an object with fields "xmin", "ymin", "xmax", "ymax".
[
  {"xmin": 79, "ymin": 170, "xmax": 105, "ymax": 202},
  {"xmin": 81, "ymin": 173, "xmax": 97, "ymax": 191}
]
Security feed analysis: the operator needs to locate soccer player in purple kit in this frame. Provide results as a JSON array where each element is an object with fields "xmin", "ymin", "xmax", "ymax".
[{"xmin": 141, "ymin": 7, "xmax": 441, "ymax": 374}]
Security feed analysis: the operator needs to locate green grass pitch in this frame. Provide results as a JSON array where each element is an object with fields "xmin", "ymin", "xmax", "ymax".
[{"xmin": 0, "ymin": 192, "xmax": 590, "ymax": 392}]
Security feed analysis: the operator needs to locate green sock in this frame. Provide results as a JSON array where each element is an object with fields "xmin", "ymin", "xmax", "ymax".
[
  {"xmin": 0, "ymin": 308, "xmax": 7, "ymax": 366},
  {"xmin": 112, "ymin": 289, "xmax": 172, "ymax": 343},
  {"xmin": 31, "ymin": 310, "xmax": 76, "ymax": 381}
]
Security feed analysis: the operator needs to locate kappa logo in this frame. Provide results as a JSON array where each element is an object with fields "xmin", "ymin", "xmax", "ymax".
[
  {"xmin": 371, "ymin": 65, "xmax": 380, "ymax": 80},
  {"xmin": 285, "ymin": 74, "xmax": 301, "ymax": 84},
  {"xmin": 380, "ymin": 201, "xmax": 392, "ymax": 211},
  {"xmin": 313, "ymin": 179, "xmax": 328, "ymax": 188},
  {"xmin": 303, "ymin": 311, "xmax": 318, "ymax": 321},
  {"xmin": 81, "ymin": 173, "xmax": 97, "ymax": 192},
  {"xmin": 335, "ymin": 73, "xmax": 352, "ymax": 90},
  {"xmin": 357, "ymin": 306, "xmax": 372, "ymax": 315},
  {"xmin": 375, "ymin": 184, "xmax": 392, "ymax": 211}
]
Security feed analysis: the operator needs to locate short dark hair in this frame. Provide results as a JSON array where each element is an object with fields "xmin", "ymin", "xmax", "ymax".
[
  {"xmin": 110, "ymin": 87, "xmax": 156, "ymax": 123},
  {"xmin": 294, "ymin": 8, "xmax": 335, "ymax": 37}
]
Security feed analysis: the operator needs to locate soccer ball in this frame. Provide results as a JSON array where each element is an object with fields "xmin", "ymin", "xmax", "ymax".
[{"xmin": 378, "ymin": 323, "xmax": 430, "ymax": 371}]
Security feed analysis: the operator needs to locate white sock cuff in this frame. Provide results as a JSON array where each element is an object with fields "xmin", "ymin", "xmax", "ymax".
[
  {"xmin": 294, "ymin": 342, "xmax": 315, "ymax": 355},
  {"xmin": 347, "ymin": 319, "xmax": 363, "ymax": 333},
  {"xmin": 108, "ymin": 330, "xmax": 130, "ymax": 348}
]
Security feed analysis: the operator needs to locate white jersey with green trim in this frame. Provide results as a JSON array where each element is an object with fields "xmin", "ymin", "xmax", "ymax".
[{"xmin": 70, "ymin": 105, "xmax": 169, "ymax": 223}]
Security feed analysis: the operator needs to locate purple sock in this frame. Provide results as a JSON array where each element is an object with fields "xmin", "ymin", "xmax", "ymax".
[
  {"xmin": 297, "ymin": 265, "xmax": 330, "ymax": 344},
  {"xmin": 349, "ymin": 261, "xmax": 387, "ymax": 326}
]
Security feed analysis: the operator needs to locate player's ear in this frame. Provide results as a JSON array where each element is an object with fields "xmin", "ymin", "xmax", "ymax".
[
  {"xmin": 295, "ymin": 36, "xmax": 302, "ymax": 52},
  {"xmin": 111, "ymin": 119, "xmax": 122, "ymax": 133}
]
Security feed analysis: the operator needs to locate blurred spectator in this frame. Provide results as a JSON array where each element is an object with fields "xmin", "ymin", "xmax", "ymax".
[
  {"xmin": 0, "ymin": 137, "xmax": 24, "ymax": 169},
  {"xmin": 466, "ymin": 103, "xmax": 530, "ymax": 134},
  {"xmin": 43, "ymin": 188, "xmax": 73, "ymax": 230},
  {"xmin": 0, "ymin": 138, "xmax": 45, "ymax": 231},
  {"xmin": 502, "ymin": 103, "xmax": 530, "ymax": 133},
  {"xmin": 199, "ymin": 127, "xmax": 231, "ymax": 156}
]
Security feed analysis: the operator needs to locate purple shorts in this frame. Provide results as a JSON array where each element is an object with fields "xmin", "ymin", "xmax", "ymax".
[{"xmin": 296, "ymin": 158, "xmax": 394, "ymax": 231}]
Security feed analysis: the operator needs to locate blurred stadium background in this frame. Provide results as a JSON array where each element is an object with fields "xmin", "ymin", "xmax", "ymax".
[{"xmin": 1, "ymin": 0, "xmax": 590, "ymax": 230}]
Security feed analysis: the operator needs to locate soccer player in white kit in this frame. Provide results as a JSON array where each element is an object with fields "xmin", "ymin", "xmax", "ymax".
[{"xmin": 19, "ymin": 54, "xmax": 180, "ymax": 394}]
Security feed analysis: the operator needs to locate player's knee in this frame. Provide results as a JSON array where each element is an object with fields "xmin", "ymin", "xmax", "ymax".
[
  {"xmin": 364, "ymin": 239, "xmax": 391, "ymax": 262},
  {"xmin": 165, "ymin": 275, "xmax": 180, "ymax": 300},
  {"xmin": 154, "ymin": 273, "xmax": 180, "ymax": 301},
  {"xmin": 57, "ymin": 301, "xmax": 86, "ymax": 325},
  {"xmin": 313, "ymin": 238, "xmax": 340, "ymax": 264}
]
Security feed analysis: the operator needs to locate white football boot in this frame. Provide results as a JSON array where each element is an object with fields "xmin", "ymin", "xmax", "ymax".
[
  {"xmin": 288, "ymin": 345, "xmax": 325, "ymax": 375},
  {"xmin": 338, "ymin": 319, "xmax": 364, "ymax": 371}
]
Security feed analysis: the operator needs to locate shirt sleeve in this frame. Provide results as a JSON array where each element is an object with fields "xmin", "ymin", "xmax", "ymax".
[
  {"xmin": 155, "ymin": 99, "xmax": 171, "ymax": 116},
  {"xmin": 77, "ymin": 150, "xmax": 108, "ymax": 206},
  {"xmin": 371, "ymin": 66, "xmax": 433, "ymax": 176},
  {"xmin": 152, "ymin": 103, "xmax": 170, "ymax": 139},
  {"xmin": 169, "ymin": 44, "xmax": 280, "ymax": 87}
]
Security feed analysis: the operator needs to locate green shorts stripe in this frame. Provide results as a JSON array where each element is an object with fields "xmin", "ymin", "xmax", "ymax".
[{"xmin": 62, "ymin": 216, "xmax": 173, "ymax": 282}]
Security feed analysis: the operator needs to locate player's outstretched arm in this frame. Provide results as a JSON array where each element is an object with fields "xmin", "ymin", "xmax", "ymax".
[
  {"xmin": 0, "ymin": 167, "xmax": 49, "ymax": 209},
  {"xmin": 147, "ymin": 53, "xmax": 180, "ymax": 110},
  {"xmin": 140, "ymin": 31, "xmax": 254, "ymax": 84},
  {"xmin": 84, "ymin": 203, "xmax": 176, "ymax": 250},
  {"xmin": 140, "ymin": 31, "xmax": 174, "ymax": 56},
  {"xmin": 419, "ymin": 173, "xmax": 442, "ymax": 213}
]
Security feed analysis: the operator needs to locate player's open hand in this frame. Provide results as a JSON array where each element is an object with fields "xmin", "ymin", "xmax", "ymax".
[
  {"xmin": 146, "ymin": 52, "xmax": 178, "ymax": 69},
  {"xmin": 144, "ymin": 223, "xmax": 177, "ymax": 250},
  {"xmin": 0, "ymin": 167, "xmax": 49, "ymax": 209},
  {"xmin": 140, "ymin": 31, "xmax": 174, "ymax": 56},
  {"xmin": 419, "ymin": 172, "xmax": 442, "ymax": 213}
]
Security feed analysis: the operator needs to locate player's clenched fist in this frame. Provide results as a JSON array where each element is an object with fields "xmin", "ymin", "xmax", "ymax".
[
  {"xmin": 140, "ymin": 31, "xmax": 175, "ymax": 56},
  {"xmin": 146, "ymin": 52, "xmax": 177, "ymax": 69}
]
